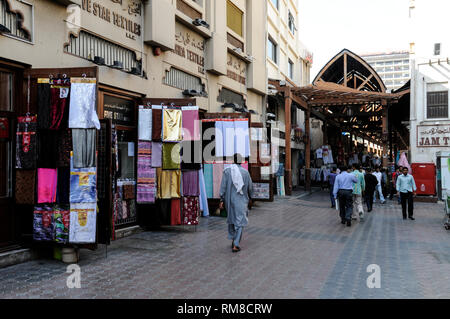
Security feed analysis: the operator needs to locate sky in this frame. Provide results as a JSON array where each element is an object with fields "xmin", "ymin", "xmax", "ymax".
[{"xmin": 298, "ymin": 0, "xmax": 411, "ymax": 79}]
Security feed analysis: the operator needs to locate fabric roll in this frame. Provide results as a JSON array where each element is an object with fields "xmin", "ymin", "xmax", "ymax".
[
  {"xmin": 222, "ymin": 120, "xmax": 235, "ymax": 158},
  {"xmin": 37, "ymin": 83, "xmax": 51, "ymax": 129},
  {"xmin": 215, "ymin": 121, "xmax": 224, "ymax": 158},
  {"xmin": 162, "ymin": 143, "xmax": 181, "ymax": 170},
  {"xmin": 151, "ymin": 142, "xmax": 162, "ymax": 168},
  {"xmin": 16, "ymin": 116, "xmax": 37, "ymax": 169},
  {"xmin": 15, "ymin": 170, "xmax": 36, "ymax": 205},
  {"xmin": 182, "ymin": 197, "xmax": 200, "ymax": 225},
  {"xmin": 56, "ymin": 167, "xmax": 70, "ymax": 204},
  {"xmin": 37, "ymin": 168, "xmax": 58, "ymax": 204},
  {"xmin": 70, "ymin": 153, "xmax": 97, "ymax": 203},
  {"xmin": 182, "ymin": 170, "xmax": 200, "ymax": 196},
  {"xmin": 198, "ymin": 169, "xmax": 209, "ymax": 216},
  {"xmin": 163, "ymin": 108, "xmax": 182, "ymax": 142},
  {"xmin": 203, "ymin": 164, "xmax": 213, "ymax": 199},
  {"xmin": 68, "ymin": 82, "xmax": 100, "ymax": 130},
  {"xmin": 49, "ymin": 84, "xmax": 70, "ymax": 130},
  {"xmin": 72, "ymin": 129, "xmax": 96, "ymax": 168},
  {"xmin": 69, "ymin": 203, "xmax": 96, "ymax": 243},
  {"xmin": 57, "ymin": 128, "xmax": 72, "ymax": 167},
  {"xmin": 182, "ymin": 107, "xmax": 200, "ymax": 141},
  {"xmin": 152, "ymin": 108, "xmax": 162, "ymax": 141},
  {"xmin": 213, "ymin": 163, "xmax": 224, "ymax": 199},
  {"xmin": 138, "ymin": 108, "xmax": 152, "ymax": 141},
  {"xmin": 170, "ymin": 198, "xmax": 182, "ymax": 226},
  {"xmin": 234, "ymin": 119, "xmax": 250, "ymax": 158}
]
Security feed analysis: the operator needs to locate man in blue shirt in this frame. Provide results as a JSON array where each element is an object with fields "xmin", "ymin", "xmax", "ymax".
[
  {"xmin": 333, "ymin": 166, "xmax": 358, "ymax": 227},
  {"xmin": 328, "ymin": 168, "xmax": 338, "ymax": 208},
  {"xmin": 396, "ymin": 167, "xmax": 417, "ymax": 220}
]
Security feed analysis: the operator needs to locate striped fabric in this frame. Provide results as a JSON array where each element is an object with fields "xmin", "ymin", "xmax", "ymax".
[{"xmin": 137, "ymin": 141, "xmax": 156, "ymax": 204}]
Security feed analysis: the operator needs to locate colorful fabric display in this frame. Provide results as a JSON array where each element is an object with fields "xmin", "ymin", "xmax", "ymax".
[
  {"xmin": 123, "ymin": 184, "xmax": 135, "ymax": 200},
  {"xmin": 72, "ymin": 129, "xmax": 96, "ymax": 168},
  {"xmin": 151, "ymin": 142, "xmax": 162, "ymax": 168},
  {"xmin": 198, "ymin": 169, "xmax": 209, "ymax": 216},
  {"xmin": 162, "ymin": 143, "xmax": 181, "ymax": 170},
  {"xmin": 158, "ymin": 170, "xmax": 181, "ymax": 199},
  {"xmin": 214, "ymin": 121, "xmax": 224, "ymax": 158},
  {"xmin": 70, "ymin": 153, "xmax": 97, "ymax": 203},
  {"xmin": 182, "ymin": 170, "xmax": 200, "ymax": 196},
  {"xmin": 49, "ymin": 80, "xmax": 70, "ymax": 130},
  {"xmin": 170, "ymin": 199, "xmax": 182, "ymax": 226},
  {"xmin": 69, "ymin": 203, "xmax": 97, "ymax": 243},
  {"xmin": 203, "ymin": 164, "xmax": 214, "ymax": 198},
  {"xmin": 182, "ymin": 196, "xmax": 200, "ymax": 225},
  {"xmin": 137, "ymin": 141, "xmax": 156, "ymax": 203},
  {"xmin": 54, "ymin": 209, "xmax": 70, "ymax": 244},
  {"xmin": 234, "ymin": 119, "xmax": 250, "ymax": 158},
  {"xmin": 15, "ymin": 170, "xmax": 36, "ymax": 205},
  {"xmin": 213, "ymin": 163, "xmax": 224, "ymax": 198},
  {"xmin": 37, "ymin": 168, "xmax": 58, "ymax": 204},
  {"xmin": 181, "ymin": 141, "xmax": 202, "ymax": 170},
  {"xmin": 33, "ymin": 207, "xmax": 54, "ymax": 241},
  {"xmin": 182, "ymin": 106, "xmax": 200, "ymax": 141},
  {"xmin": 152, "ymin": 107, "xmax": 162, "ymax": 141},
  {"xmin": 222, "ymin": 120, "xmax": 235, "ymax": 158},
  {"xmin": 163, "ymin": 108, "xmax": 182, "ymax": 142},
  {"xmin": 16, "ymin": 115, "xmax": 37, "ymax": 169},
  {"xmin": 68, "ymin": 81, "xmax": 100, "ymax": 130},
  {"xmin": 138, "ymin": 107, "xmax": 152, "ymax": 141}
]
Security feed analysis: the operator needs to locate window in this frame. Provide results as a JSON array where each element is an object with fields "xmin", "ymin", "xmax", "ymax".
[
  {"xmin": 164, "ymin": 67, "xmax": 204, "ymax": 93},
  {"xmin": 271, "ymin": 0, "xmax": 279, "ymax": 10},
  {"xmin": 427, "ymin": 91, "xmax": 448, "ymax": 118},
  {"xmin": 0, "ymin": 71, "xmax": 13, "ymax": 111},
  {"xmin": 268, "ymin": 37, "xmax": 277, "ymax": 63},
  {"xmin": 288, "ymin": 11, "xmax": 296, "ymax": 34},
  {"xmin": 434, "ymin": 43, "xmax": 441, "ymax": 56},
  {"xmin": 227, "ymin": 1, "xmax": 243, "ymax": 37},
  {"xmin": 288, "ymin": 59, "xmax": 294, "ymax": 79},
  {"xmin": 384, "ymin": 73, "xmax": 394, "ymax": 79},
  {"xmin": 218, "ymin": 87, "xmax": 245, "ymax": 106}
]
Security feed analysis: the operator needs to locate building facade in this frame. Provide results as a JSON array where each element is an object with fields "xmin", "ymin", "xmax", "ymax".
[{"xmin": 361, "ymin": 51, "xmax": 411, "ymax": 93}]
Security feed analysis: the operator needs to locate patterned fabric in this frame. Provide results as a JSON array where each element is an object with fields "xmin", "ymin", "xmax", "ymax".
[
  {"xmin": 182, "ymin": 197, "xmax": 200, "ymax": 225},
  {"xmin": 49, "ymin": 83, "xmax": 70, "ymax": 130},
  {"xmin": 123, "ymin": 184, "xmax": 135, "ymax": 199},
  {"xmin": 152, "ymin": 109, "xmax": 162, "ymax": 141},
  {"xmin": 163, "ymin": 109, "xmax": 182, "ymax": 142},
  {"xmin": 54, "ymin": 209, "xmax": 70, "ymax": 244},
  {"xmin": 170, "ymin": 198, "xmax": 181, "ymax": 226},
  {"xmin": 15, "ymin": 170, "xmax": 36, "ymax": 205},
  {"xmin": 57, "ymin": 129, "xmax": 72, "ymax": 167},
  {"xmin": 162, "ymin": 143, "xmax": 181, "ymax": 170},
  {"xmin": 182, "ymin": 170, "xmax": 200, "ymax": 196},
  {"xmin": 33, "ymin": 207, "xmax": 54, "ymax": 241},
  {"xmin": 37, "ymin": 168, "xmax": 57, "ymax": 204},
  {"xmin": 69, "ymin": 203, "xmax": 96, "ymax": 243},
  {"xmin": 70, "ymin": 154, "xmax": 97, "ymax": 203},
  {"xmin": 16, "ymin": 116, "xmax": 37, "ymax": 169},
  {"xmin": 68, "ymin": 82, "xmax": 100, "ymax": 129},
  {"xmin": 137, "ymin": 141, "xmax": 156, "ymax": 203}
]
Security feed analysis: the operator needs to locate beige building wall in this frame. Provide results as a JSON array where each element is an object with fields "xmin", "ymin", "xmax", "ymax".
[{"xmin": 0, "ymin": 0, "xmax": 267, "ymax": 124}]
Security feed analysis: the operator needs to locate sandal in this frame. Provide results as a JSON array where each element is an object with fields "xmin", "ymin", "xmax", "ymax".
[{"xmin": 232, "ymin": 245, "xmax": 241, "ymax": 253}]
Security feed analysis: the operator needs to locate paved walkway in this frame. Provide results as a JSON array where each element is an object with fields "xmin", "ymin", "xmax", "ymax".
[{"xmin": 1, "ymin": 191, "xmax": 449, "ymax": 299}]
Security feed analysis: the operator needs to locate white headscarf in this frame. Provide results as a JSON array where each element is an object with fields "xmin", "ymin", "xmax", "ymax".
[{"xmin": 230, "ymin": 164, "xmax": 244, "ymax": 195}]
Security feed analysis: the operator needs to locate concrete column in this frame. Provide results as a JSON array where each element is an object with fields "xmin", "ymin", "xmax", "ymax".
[{"xmin": 305, "ymin": 106, "xmax": 311, "ymax": 193}]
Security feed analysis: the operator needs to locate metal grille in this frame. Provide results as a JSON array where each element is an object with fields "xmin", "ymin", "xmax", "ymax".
[
  {"xmin": 64, "ymin": 30, "xmax": 139, "ymax": 72},
  {"xmin": 218, "ymin": 87, "xmax": 245, "ymax": 106},
  {"xmin": 164, "ymin": 67, "xmax": 204, "ymax": 92},
  {"xmin": 0, "ymin": 0, "xmax": 31, "ymax": 41},
  {"xmin": 427, "ymin": 91, "xmax": 448, "ymax": 119}
]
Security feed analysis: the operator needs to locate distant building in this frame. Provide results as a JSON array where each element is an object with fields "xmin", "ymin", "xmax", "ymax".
[{"xmin": 361, "ymin": 51, "xmax": 411, "ymax": 93}]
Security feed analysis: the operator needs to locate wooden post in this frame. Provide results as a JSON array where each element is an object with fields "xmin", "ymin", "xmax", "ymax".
[
  {"xmin": 305, "ymin": 105, "xmax": 311, "ymax": 193},
  {"xmin": 285, "ymin": 89, "xmax": 293, "ymax": 195},
  {"xmin": 343, "ymin": 53, "xmax": 348, "ymax": 88},
  {"xmin": 381, "ymin": 100, "xmax": 389, "ymax": 167}
]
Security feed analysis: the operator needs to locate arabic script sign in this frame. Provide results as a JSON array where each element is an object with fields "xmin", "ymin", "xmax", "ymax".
[{"xmin": 417, "ymin": 124, "xmax": 450, "ymax": 147}]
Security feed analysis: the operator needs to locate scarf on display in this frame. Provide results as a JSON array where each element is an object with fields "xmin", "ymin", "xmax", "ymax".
[
  {"xmin": 138, "ymin": 106, "xmax": 152, "ymax": 141},
  {"xmin": 70, "ymin": 152, "xmax": 97, "ymax": 203},
  {"xmin": 54, "ymin": 209, "xmax": 70, "ymax": 244},
  {"xmin": 163, "ymin": 108, "xmax": 182, "ymax": 142},
  {"xmin": 152, "ymin": 107, "xmax": 162, "ymax": 141},
  {"xmin": 37, "ymin": 168, "xmax": 58, "ymax": 204},
  {"xmin": 182, "ymin": 106, "xmax": 200, "ymax": 141},
  {"xmin": 68, "ymin": 78, "xmax": 100, "ymax": 130},
  {"xmin": 229, "ymin": 164, "xmax": 244, "ymax": 195},
  {"xmin": 158, "ymin": 169, "xmax": 181, "ymax": 199},
  {"xmin": 16, "ymin": 115, "xmax": 37, "ymax": 169},
  {"xmin": 182, "ymin": 196, "xmax": 200, "ymax": 225},
  {"xmin": 151, "ymin": 142, "xmax": 162, "ymax": 168},
  {"xmin": 170, "ymin": 199, "xmax": 182, "ymax": 226},
  {"xmin": 33, "ymin": 206, "xmax": 54, "ymax": 242},
  {"xmin": 49, "ymin": 79, "xmax": 70, "ymax": 130},
  {"xmin": 182, "ymin": 170, "xmax": 200, "ymax": 196},
  {"xmin": 69, "ymin": 203, "xmax": 97, "ymax": 243},
  {"xmin": 137, "ymin": 141, "xmax": 156, "ymax": 204},
  {"xmin": 162, "ymin": 143, "xmax": 181, "ymax": 170}
]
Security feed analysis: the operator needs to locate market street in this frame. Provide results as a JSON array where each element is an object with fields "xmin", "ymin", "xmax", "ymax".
[{"xmin": 0, "ymin": 190, "xmax": 449, "ymax": 299}]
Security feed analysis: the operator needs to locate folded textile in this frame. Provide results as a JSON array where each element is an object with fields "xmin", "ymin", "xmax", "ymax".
[
  {"xmin": 69, "ymin": 203, "xmax": 97, "ymax": 243},
  {"xmin": 70, "ymin": 153, "xmax": 97, "ymax": 203}
]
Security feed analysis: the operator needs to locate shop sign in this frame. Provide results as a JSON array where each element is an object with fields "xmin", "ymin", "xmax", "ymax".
[
  {"xmin": 417, "ymin": 124, "xmax": 450, "ymax": 147},
  {"xmin": 103, "ymin": 97, "xmax": 135, "ymax": 125},
  {"xmin": 252, "ymin": 182, "xmax": 270, "ymax": 200},
  {"xmin": 0, "ymin": 118, "xmax": 9, "ymax": 138},
  {"xmin": 227, "ymin": 54, "xmax": 246, "ymax": 85},
  {"xmin": 173, "ymin": 23, "xmax": 205, "ymax": 75}
]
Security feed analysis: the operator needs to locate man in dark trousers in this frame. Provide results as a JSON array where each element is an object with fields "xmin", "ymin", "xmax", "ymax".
[
  {"xmin": 328, "ymin": 167, "xmax": 338, "ymax": 208},
  {"xmin": 333, "ymin": 166, "xmax": 358, "ymax": 227},
  {"xmin": 396, "ymin": 166, "xmax": 417, "ymax": 220},
  {"xmin": 364, "ymin": 167, "xmax": 378, "ymax": 213}
]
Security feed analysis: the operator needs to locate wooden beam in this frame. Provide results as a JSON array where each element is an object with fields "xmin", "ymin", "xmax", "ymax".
[
  {"xmin": 357, "ymin": 74, "xmax": 374, "ymax": 90},
  {"xmin": 343, "ymin": 53, "xmax": 348, "ymax": 87}
]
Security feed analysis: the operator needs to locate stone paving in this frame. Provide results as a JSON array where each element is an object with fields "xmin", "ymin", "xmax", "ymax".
[{"xmin": 0, "ymin": 190, "xmax": 449, "ymax": 299}]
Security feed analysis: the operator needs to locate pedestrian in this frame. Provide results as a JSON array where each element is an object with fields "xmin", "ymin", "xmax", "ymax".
[
  {"xmin": 328, "ymin": 167, "xmax": 338, "ymax": 208},
  {"xmin": 219, "ymin": 154, "xmax": 254, "ymax": 253},
  {"xmin": 352, "ymin": 164, "xmax": 366, "ymax": 221},
  {"xmin": 372, "ymin": 166, "xmax": 386, "ymax": 204},
  {"xmin": 364, "ymin": 167, "xmax": 378, "ymax": 212},
  {"xmin": 396, "ymin": 166, "xmax": 417, "ymax": 220},
  {"xmin": 333, "ymin": 165, "xmax": 358, "ymax": 227},
  {"xmin": 392, "ymin": 166, "xmax": 402, "ymax": 204}
]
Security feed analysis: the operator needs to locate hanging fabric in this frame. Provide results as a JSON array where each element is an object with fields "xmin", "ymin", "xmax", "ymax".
[
  {"xmin": 49, "ymin": 78, "xmax": 70, "ymax": 130},
  {"xmin": 69, "ymin": 203, "xmax": 97, "ymax": 243},
  {"xmin": 138, "ymin": 106, "xmax": 152, "ymax": 141},
  {"xmin": 158, "ymin": 170, "xmax": 181, "ymax": 199},
  {"xmin": 68, "ymin": 78, "xmax": 100, "ymax": 130},
  {"xmin": 181, "ymin": 140, "xmax": 202, "ymax": 170},
  {"xmin": 182, "ymin": 196, "xmax": 200, "ymax": 225},
  {"xmin": 198, "ymin": 168, "xmax": 209, "ymax": 216},
  {"xmin": 215, "ymin": 121, "xmax": 224, "ymax": 159},
  {"xmin": 182, "ymin": 106, "xmax": 200, "ymax": 141},
  {"xmin": 15, "ymin": 170, "xmax": 36, "ymax": 205},
  {"xmin": 234, "ymin": 119, "xmax": 250, "ymax": 158},
  {"xmin": 151, "ymin": 106, "xmax": 162, "ymax": 141},
  {"xmin": 54, "ymin": 209, "xmax": 70, "ymax": 244},
  {"xmin": 223, "ymin": 120, "xmax": 236, "ymax": 158},
  {"xmin": 162, "ymin": 108, "xmax": 182, "ymax": 142},
  {"xmin": 16, "ymin": 115, "xmax": 37, "ymax": 169},
  {"xmin": 203, "ymin": 163, "xmax": 214, "ymax": 199},
  {"xmin": 33, "ymin": 207, "xmax": 54, "ymax": 241},
  {"xmin": 202, "ymin": 120, "xmax": 216, "ymax": 161},
  {"xmin": 137, "ymin": 141, "xmax": 156, "ymax": 204},
  {"xmin": 213, "ymin": 162, "xmax": 224, "ymax": 198},
  {"xmin": 37, "ymin": 79, "xmax": 51, "ymax": 129},
  {"xmin": 72, "ymin": 129, "xmax": 96, "ymax": 168},
  {"xmin": 37, "ymin": 130, "xmax": 58, "ymax": 168},
  {"xmin": 70, "ymin": 152, "xmax": 97, "ymax": 203},
  {"xmin": 56, "ymin": 167, "xmax": 70, "ymax": 204},
  {"xmin": 37, "ymin": 168, "xmax": 58, "ymax": 204},
  {"xmin": 170, "ymin": 198, "xmax": 182, "ymax": 226},
  {"xmin": 182, "ymin": 170, "xmax": 200, "ymax": 196},
  {"xmin": 162, "ymin": 142, "xmax": 181, "ymax": 170},
  {"xmin": 151, "ymin": 142, "xmax": 162, "ymax": 168},
  {"xmin": 56, "ymin": 128, "xmax": 72, "ymax": 167}
]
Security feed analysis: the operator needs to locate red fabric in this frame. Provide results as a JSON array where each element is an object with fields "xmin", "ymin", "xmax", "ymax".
[
  {"xmin": 49, "ymin": 87, "xmax": 69, "ymax": 130},
  {"xmin": 170, "ymin": 199, "xmax": 181, "ymax": 226}
]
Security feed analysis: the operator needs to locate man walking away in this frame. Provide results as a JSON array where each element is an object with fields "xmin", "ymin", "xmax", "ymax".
[
  {"xmin": 328, "ymin": 168, "xmax": 338, "ymax": 208},
  {"xmin": 352, "ymin": 164, "xmax": 366, "ymax": 221},
  {"xmin": 364, "ymin": 167, "xmax": 378, "ymax": 213},
  {"xmin": 392, "ymin": 166, "xmax": 402, "ymax": 204},
  {"xmin": 333, "ymin": 166, "xmax": 358, "ymax": 227},
  {"xmin": 396, "ymin": 167, "xmax": 417, "ymax": 220},
  {"xmin": 372, "ymin": 166, "xmax": 386, "ymax": 204},
  {"xmin": 220, "ymin": 154, "xmax": 254, "ymax": 253}
]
